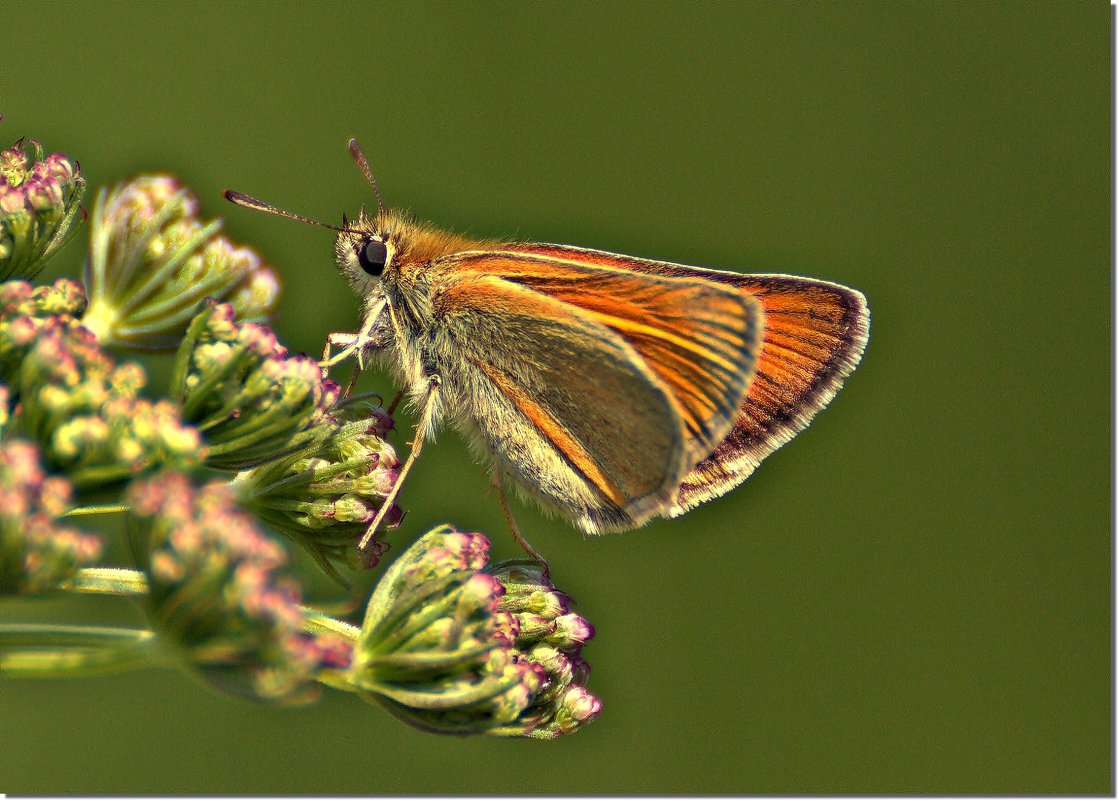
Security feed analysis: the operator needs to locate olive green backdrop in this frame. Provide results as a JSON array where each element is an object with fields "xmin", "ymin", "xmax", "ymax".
[{"xmin": 0, "ymin": 1, "xmax": 1110, "ymax": 794}]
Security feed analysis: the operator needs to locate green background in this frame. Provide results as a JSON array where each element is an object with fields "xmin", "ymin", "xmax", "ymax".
[{"xmin": 0, "ymin": 1, "xmax": 1110, "ymax": 794}]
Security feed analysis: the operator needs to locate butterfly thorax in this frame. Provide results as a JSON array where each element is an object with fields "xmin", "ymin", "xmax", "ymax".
[{"xmin": 333, "ymin": 209, "xmax": 506, "ymax": 417}]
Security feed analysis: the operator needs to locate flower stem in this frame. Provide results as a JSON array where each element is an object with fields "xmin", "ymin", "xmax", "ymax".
[
  {"xmin": 63, "ymin": 567, "xmax": 148, "ymax": 597},
  {"xmin": 0, "ymin": 624, "xmax": 165, "ymax": 678},
  {"xmin": 301, "ymin": 610, "xmax": 360, "ymax": 693},
  {"xmin": 64, "ymin": 503, "xmax": 131, "ymax": 517}
]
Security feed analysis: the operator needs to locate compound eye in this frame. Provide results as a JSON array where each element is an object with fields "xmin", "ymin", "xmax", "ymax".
[{"xmin": 357, "ymin": 238, "xmax": 388, "ymax": 276}]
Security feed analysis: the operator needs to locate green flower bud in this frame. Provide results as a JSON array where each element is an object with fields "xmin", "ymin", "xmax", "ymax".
[
  {"xmin": 128, "ymin": 473, "xmax": 352, "ymax": 703},
  {"xmin": 0, "ymin": 139, "xmax": 85, "ymax": 281},
  {"xmin": 171, "ymin": 301, "xmax": 338, "ymax": 471},
  {"xmin": 0, "ymin": 278, "xmax": 87, "ymax": 382},
  {"xmin": 8, "ymin": 321, "xmax": 203, "ymax": 489},
  {"xmin": 486, "ymin": 560, "xmax": 601, "ymax": 739},
  {"xmin": 547, "ymin": 686, "xmax": 604, "ymax": 738},
  {"xmin": 0, "ymin": 439, "xmax": 102, "ymax": 595},
  {"xmin": 234, "ymin": 399, "xmax": 403, "ymax": 582},
  {"xmin": 351, "ymin": 525, "xmax": 548, "ymax": 735},
  {"xmin": 82, "ymin": 175, "xmax": 279, "ymax": 349}
]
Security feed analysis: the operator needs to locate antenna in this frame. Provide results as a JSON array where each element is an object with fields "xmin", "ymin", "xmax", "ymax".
[
  {"xmin": 348, "ymin": 138, "xmax": 385, "ymax": 216},
  {"xmin": 221, "ymin": 190, "xmax": 361, "ymax": 233}
]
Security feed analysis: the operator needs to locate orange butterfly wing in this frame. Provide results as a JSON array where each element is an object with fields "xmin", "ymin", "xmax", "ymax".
[
  {"xmin": 447, "ymin": 250, "xmax": 764, "ymax": 465},
  {"xmin": 430, "ymin": 272, "xmax": 688, "ymax": 533},
  {"xmin": 507, "ymin": 244, "xmax": 870, "ymax": 514}
]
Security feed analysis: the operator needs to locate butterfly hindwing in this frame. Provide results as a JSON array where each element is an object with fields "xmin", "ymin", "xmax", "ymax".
[
  {"xmin": 448, "ymin": 250, "xmax": 764, "ymax": 465},
  {"xmin": 430, "ymin": 271, "xmax": 690, "ymax": 533}
]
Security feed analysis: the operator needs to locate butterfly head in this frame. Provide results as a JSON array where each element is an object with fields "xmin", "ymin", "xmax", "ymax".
[
  {"xmin": 222, "ymin": 138, "xmax": 485, "ymax": 306},
  {"xmin": 333, "ymin": 207, "xmax": 396, "ymax": 297}
]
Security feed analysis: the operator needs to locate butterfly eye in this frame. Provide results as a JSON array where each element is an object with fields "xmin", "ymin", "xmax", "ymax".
[{"xmin": 358, "ymin": 238, "xmax": 388, "ymax": 276}]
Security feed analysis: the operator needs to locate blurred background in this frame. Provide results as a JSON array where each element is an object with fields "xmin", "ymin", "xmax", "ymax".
[{"xmin": 0, "ymin": 2, "xmax": 1109, "ymax": 793}]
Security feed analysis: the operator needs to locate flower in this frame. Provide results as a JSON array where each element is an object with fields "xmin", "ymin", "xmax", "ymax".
[
  {"xmin": 0, "ymin": 439, "xmax": 102, "ymax": 595},
  {"xmin": 0, "ymin": 278, "xmax": 87, "ymax": 382},
  {"xmin": 234, "ymin": 397, "xmax": 403, "ymax": 582},
  {"xmin": 0, "ymin": 138, "xmax": 85, "ymax": 281},
  {"xmin": 129, "ymin": 473, "xmax": 349, "ymax": 703},
  {"xmin": 82, "ymin": 175, "xmax": 279, "ymax": 349},
  {"xmin": 351, "ymin": 525, "xmax": 549, "ymax": 735},
  {"xmin": 171, "ymin": 300, "xmax": 338, "ymax": 471},
  {"xmin": 8, "ymin": 320, "xmax": 203, "ymax": 489},
  {"xmin": 486, "ymin": 561, "xmax": 601, "ymax": 739}
]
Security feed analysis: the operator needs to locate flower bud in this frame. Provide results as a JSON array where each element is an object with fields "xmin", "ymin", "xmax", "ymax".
[
  {"xmin": 0, "ymin": 278, "xmax": 88, "ymax": 382},
  {"xmin": 171, "ymin": 301, "xmax": 337, "ymax": 471},
  {"xmin": 0, "ymin": 139, "xmax": 85, "ymax": 281},
  {"xmin": 351, "ymin": 525, "xmax": 548, "ymax": 735},
  {"xmin": 0, "ymin": 439, "xmax": 102, "ymax": 595},
  {"xmin": 549, "ymin": 686, "xmax": 604, "ymax": 738},
  {"xmin": 8, "ymin": 320, "xmax": 203, "ymax": 489},
  {"xmin": 82, "ymin": 175, "xmax": 279, "ymax": 349},
  {"xmin": 486, "ymin": 560, "xmax": 601, "ymax": 739},
  {"xmin": 129, "ymin": 473, "xmax": 348, "ymax": 703},
  {"xmin": 234, "ymin": 399, "xmax": 403, "ymax": 581}
]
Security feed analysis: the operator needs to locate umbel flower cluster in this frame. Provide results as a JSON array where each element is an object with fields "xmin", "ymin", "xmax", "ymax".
[{"xmin": 0, "ymin": 131, "xmax": 599, "ymax": 739}]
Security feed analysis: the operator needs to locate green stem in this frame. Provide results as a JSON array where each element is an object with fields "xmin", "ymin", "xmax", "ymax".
[
  {"xmin": 64, "ymin": 503, "xmax": 131, "ymax": 517},
  {"xmin": 302, "ymin": 609, "xmax": 360, "ymax": 641},
  {"xmin": 170, "ymin": 300, "xmax": 214, "ymax": 397},
  {"xmin": 63, "ymin": 567, "xmax": 148, "ymax": 597},
  {"xmin": 0, "ymin": 624, "xmax": 165, "ymax": 678},
  {"xmin": 68, "ymin": 463, "xmax": 137, "ymax": 490},
  {"xmin": 302, "ymin": 611, "xmax": 361, "ymax": 693},
  {"xmin": 116, "ymin": 218, "xmax": 222, "ymax": 315}
]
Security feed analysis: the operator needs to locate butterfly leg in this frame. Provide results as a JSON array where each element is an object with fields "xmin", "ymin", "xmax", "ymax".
[
  {"xmin": 320, "ymin": 330, "xmax": 359, "ymax": 373},
  {"xmin": 493, "ymin": 474, "xmax": 550, "ymax": 573},
  {"xmin": 319, "ymin": 333, "xmax": 367, "ymax": 399},
  {"xmin": 319, "ymin": 300, "xmax": 386, "ymax": 378},
  {"xmin": 341, "ymin": 361, "xmax": 363, "ymax": 399},
  {"xmin": 357, "ymin": 375, "xmax": 440, "ymax": 554}
]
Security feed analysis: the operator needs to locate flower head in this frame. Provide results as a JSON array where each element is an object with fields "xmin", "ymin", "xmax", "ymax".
[
  {"xmin": 235, "ymin": 397, "xmax": 403, "ymax": 582},
  {"xmin": 8, "ymin": 320, "xmax": 203, "ymax": 489},
  {"xmin": 82, "ymin": 175, "xmax": 279, "ymax": 349},
  {"xmin": 0, "ymin": 278, "xmax": 88, "ymax": 382},
  {"xmin": 0, "ymin": 439, "xmax": 102, "ymax": 595},
  {"xmin": 486, "ymin": 561, "xmax": 601, "ymax": 739},
  {"xmin": 0, "ymin": 138, "xmax": 85, "ymax": 281},
  {"xmin": 129, "ymin": 473, "xmax": 348, "ymax": 703},
  {"xmin": 172, "ymin": 300, "xmax": 337, "ymax": 471},
  {"xmin": 351, "ymin": 525, "xmax": 573, "ymax": 736}
]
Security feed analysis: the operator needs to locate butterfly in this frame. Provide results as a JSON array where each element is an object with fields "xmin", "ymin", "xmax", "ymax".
[{"xmin": 225, "ymin": 140, "xmax": 869, "ymax": 558}]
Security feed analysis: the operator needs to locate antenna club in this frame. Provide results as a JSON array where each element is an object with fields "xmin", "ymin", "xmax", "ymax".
[{"xmin": 347, "ymin": 138, "xmax": 386, "ymax": 216}]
